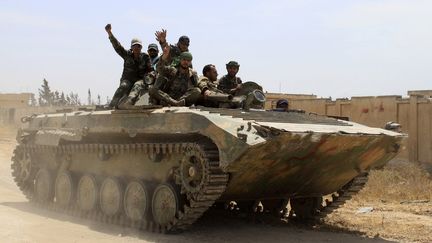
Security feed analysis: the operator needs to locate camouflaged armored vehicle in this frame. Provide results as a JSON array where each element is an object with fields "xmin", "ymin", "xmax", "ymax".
[{"xmin": 11, "ymin": 100, "xmax": 402, "ymax": 233}]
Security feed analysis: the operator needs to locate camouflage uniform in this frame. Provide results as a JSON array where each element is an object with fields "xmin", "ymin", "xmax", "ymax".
[
  {"xmin": 147, "ymin": 43, "xmax": 160, "ymax": 71},
  {"xmin": 149, "ymin": 55, "xmax": 200, "ymax": 106},
  {"xmin": 108, "ymin": 35, "xmax": 152, "ymax": 107},
  {"xmin": 159, "ymin": 36, "xmax": 192, "ymax": 67},
  {"xmin": 217, "ymin": 75, "xmax": 243, "ymax": 95}
]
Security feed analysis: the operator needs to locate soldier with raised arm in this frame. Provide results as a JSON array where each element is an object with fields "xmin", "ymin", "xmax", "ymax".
[
  {"xmin": 155, "ymin": 29, "xmax": 191, "ymax": 67},
  {"xmin": 105, "ymin": 24, "xmax": 152, "ymax": 108},
  {"xmin": 149, "ymin": 45, "xmax": 200, "ymax": 106}
]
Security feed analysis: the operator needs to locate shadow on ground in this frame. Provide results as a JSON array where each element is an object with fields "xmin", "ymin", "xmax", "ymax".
[{"xmin": 1, "ymin": 201, "xmax": 394, "ymax": 243}]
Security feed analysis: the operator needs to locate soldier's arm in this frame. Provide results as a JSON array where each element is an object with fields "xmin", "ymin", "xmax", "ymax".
[
  {"xmin": 156, "ymin": 56, "xmax": 176, "ymax": 78},
  {"xmin": 156, "ymin": 46, "xmax": 176, "ymax": 77},
  {"xmin": 145, "ymin": 55, "xmax": 152, "ymax": 73},
  {"xmin": 105, "ymin": 24, "xmax": 127, "ymax": 58},
  {"xmin": 237, "ymin": 77, "xmax": 243, "ymax": 84},
  {"xmin": 217, "ymin": 78, "xmax": 232, "ymax": 94},
  {"xmin": 155, "ymin": 29, "xmax": 169, "ymax": 50},
  {"xmin": 197, "ymin": 77, "xmax": 209, "ymax": 93}
]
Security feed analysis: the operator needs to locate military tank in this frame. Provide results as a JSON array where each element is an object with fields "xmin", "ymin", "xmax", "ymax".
[{"xmin": 11, "ymin": 103, "xmax": 402, "ymax": 233}]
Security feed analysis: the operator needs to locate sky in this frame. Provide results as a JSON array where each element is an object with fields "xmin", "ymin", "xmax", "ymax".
[{"xmin": 0, "ymin": 0, "xmax": 431, "ymax": 104}]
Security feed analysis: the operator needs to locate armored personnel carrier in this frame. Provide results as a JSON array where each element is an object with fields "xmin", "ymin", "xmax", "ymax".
[{"xmin": 11, "ymin": 103, "xmax": 401, "ymax": 233}]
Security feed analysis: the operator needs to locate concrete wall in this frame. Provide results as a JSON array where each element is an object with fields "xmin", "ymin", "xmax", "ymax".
[
  {"xmin": 0, "ymin": 106, "xmax": 82, "ymax": 127},
  {"xmin": 0, "ymin": 93, "xmax": 32, "ymax": 108}
]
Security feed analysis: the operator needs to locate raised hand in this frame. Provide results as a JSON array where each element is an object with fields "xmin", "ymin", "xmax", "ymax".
[
  {"xmin": 105, "ymin": 24, "xmax": 111, "ymax": 33},
  {"xmin": 105, "ymin": 24, "xmax": 113, "ymax": 37},
  {"xmin": 155, "ymin": 29, "xmax": 167, "ymax": 44}
]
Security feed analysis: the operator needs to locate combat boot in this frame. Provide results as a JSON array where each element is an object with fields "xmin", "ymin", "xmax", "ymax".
[
  {"xmin": 167, "ymin": 98, "xmax": 185, "ymax": 106},
  {"xmin": 117, "ymin": 96, "xmax": 135, "ymax": 110}
]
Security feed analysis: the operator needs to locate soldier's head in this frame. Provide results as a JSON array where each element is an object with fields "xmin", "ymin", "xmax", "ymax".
[
  {"xmin": 130, "ymin": 38, "xmax": 142, "ymax": 55},
  {"xmin": 276, "ymin": 99, "xmax": 289, "ymax": 111},
  {"xmin": 177, "ymin": 35, "xmax": 190, "ymax": 52},
  {"xmin": 226, "ymin": 61, "xmax": 240, "ymax": 77},
  {"xmin": 147, "ymin": 43, "xmax": 159, "ymax": 58},
  {"xmin": 179, "ymin": 52, "xmax": 193, "ymax": 69},
  {"xmin": 202, "ymin": 64, "xmax": 218, "ymax": 82}
]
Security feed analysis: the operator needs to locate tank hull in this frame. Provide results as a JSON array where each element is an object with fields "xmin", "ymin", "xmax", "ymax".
[{"xmin": 12, "ymin": 106, "xmax": 402, "ymax": 232}]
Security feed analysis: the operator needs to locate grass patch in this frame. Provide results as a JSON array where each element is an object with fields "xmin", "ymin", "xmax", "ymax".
[{"xmin": 358, "ymin": 159, "xmax": 432, "ymax": 202}]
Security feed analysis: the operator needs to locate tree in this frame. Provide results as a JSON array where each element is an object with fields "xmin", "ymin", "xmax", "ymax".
[
  {"xmin": 38, "ymin": 78, "xmax": 53, "ymax": 106},
  {"xmin": 30, "ymin": 93, "xmax": 37, "ymax": 106},
  {"xmin": 87, "ymin": 89, "xmax": 92, "ymax": 105},
  {"xmin": 69, "ymin": 92, "xmax": 81, "ymax": 106},
  {"xmin": 60, "ymin": 92, "xmax": 66, "ymax": 106},
  {"xmin": 97, "ymin": 94, "xmax": 101, "ymax": 105}
]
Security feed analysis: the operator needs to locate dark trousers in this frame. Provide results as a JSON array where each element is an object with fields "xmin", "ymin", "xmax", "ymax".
[{"xmin": 109, "ymin": 79, "xmax": 134, "ymax": 107}]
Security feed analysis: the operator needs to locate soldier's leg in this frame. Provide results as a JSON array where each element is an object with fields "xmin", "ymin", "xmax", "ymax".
[
  {"xmin": 149, "ymin": 87, "xmax": 183, "ymax": 106},
  {"xmin": 179, "ymin": 87, "xmax": 201, "ymax": 106},
  {"xmin": 109, "ymin": 79, "xmax": 133, "ymax": 108},
  {"xmin": 128, "ymin": 80, "xmax": 146, "ymax": 103}
]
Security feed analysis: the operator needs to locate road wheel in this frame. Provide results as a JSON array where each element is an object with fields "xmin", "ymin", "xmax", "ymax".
[
  {"xmin": 77, "ymin": 174, "xmax": 98, "ymax": 211},
  {"xmin": 124, "ymin": 180, "xmax": 149, "ymax": 221},
  {"xmin": 100, "ymin": 177, "xmax": 123, "ymax": 216},
  {"xmin": 152, "ymin": 183, "xmax": 179, "ymax": 226},
  {"xmin": 34, "ymin": 168, "xmax": 54, "ymax": 202},
  {"xmin": 55, "ymin": 171, "xmax": 75, "ymax": 206}
]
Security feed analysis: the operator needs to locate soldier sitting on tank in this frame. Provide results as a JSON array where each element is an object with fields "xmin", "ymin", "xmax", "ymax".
[
  {"xmin": 218, "ymin": 61, "xmax": 243, "ymax": 95},
  {"xmin": 197, "ymin": 64, "xmax": 235, "ymax": 107},
  {"xmin": 155, "ymin": 29, "xmax": 191, "ymax": 67},
  {"xmin": 148, "ymin": 46, "xmax": 201, "ymax": 106},
  {"xmin": 105, "ymin": 24, "xmax": 152, "ymax": 109},
  {"xmin": 273, "ymin": 99, "xmax": 289, "ymax": 112}
]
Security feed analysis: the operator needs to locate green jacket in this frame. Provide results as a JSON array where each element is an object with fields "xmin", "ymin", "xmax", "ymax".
[
  {"xmin": 109, "ymin": 35, "xmax": 152, "ymax": 82},
  {"xmin": 217, "ymin": 75, "xmax": 242, "ymax": 94},
  {"xmin": 155, "ymin": 58, "xmax": 198, "ymax": 100}
]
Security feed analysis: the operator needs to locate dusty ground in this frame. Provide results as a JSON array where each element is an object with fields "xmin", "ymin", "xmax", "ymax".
[{"xmin": 1, "ymin": 126, "xmax": 431, "ymax": 243}]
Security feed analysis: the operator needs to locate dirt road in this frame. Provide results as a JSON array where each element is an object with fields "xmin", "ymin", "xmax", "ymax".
[{"xmin": 0, "ymin": 126, "xmax": 429, "ymax": 242}]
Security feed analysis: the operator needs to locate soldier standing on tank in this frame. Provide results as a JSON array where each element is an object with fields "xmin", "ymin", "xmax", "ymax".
[
  {"xmin": 105, "ymin": 24, "xmax": 152, "ymax": 108},
  {"xmin": 147, "ymin": 43, "xmax": 160, "ymax": 70},
  {"xmin": 149, "ymin": 46, "xmax": 201, "ymax": 106},
  {"xmin": 218, "ymin": 61, "xmax": 243, "ymax": 95},
  {"xmin": 155, "ymin": 29, "xmax": 191, "ymax": 67},
  {"xmin": 198, "ymin": 64, "xmax": 234, "ymax": 107}
]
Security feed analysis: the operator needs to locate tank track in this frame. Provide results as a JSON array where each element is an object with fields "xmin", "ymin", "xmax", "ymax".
[
  {"xmin": 11, "ymin": 147, "xmax": 35, "ymax": 200},
  {"xmin": 317, "ymin": 173, "xmax": 369, "ymax": 220},
  {"xmin": 11, "ymin": 142, "xmax": 229, "ymax": 233}
]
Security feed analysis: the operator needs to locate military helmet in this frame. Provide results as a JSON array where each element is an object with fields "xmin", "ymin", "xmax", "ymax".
[
  {"xmin": 226, "ymin": 61, "xmax": 240, "ymax": 68},
  {"xmin": 147, "ymin": 43, "xmax": 158, "ymax": 51},
  {"xmin": 276, "ymin": 99, "xmax": 289, "ymax": 108},
  {"xmin": 180, "ymin": 52, "xmax": 193, "ymax": 61},
  {"xmin": 131, "ymin": 38, "xmax": 142, "ymax": 47},
  {"xmin": 178, "ymin": 35, "xmax": 190, "ymax": 45}
]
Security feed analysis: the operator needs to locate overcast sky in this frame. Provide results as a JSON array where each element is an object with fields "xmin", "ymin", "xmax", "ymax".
[{"xmin": 1, "ymin": 0, "xmax": 431, "ymax": 103}]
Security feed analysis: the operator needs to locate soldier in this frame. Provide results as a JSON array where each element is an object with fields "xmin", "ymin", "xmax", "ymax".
[
  {"xmin": 105, "ymin": 24, "xmax": 152, "ymax": 108},
  {"xmin": 218, "ymin": 61, "xmax": 243, "ymax": 95},
  {"xmin": 147, "ymin": 43, "xmax": 160, "ymax": 70},
  {"xmin": 274, "ymin": 99, "xmax": 289, "ymax": 112},
  {"xmin": 155, "ymin": 29, "xmax": 191, "ymax": 67},
  {"xmin": 149, "ymin": 46, "xmax": 201, "ymax": 106},
  {"xmin": 198, "ymin": 64, "xmax": 233, "ymax": 107}
]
